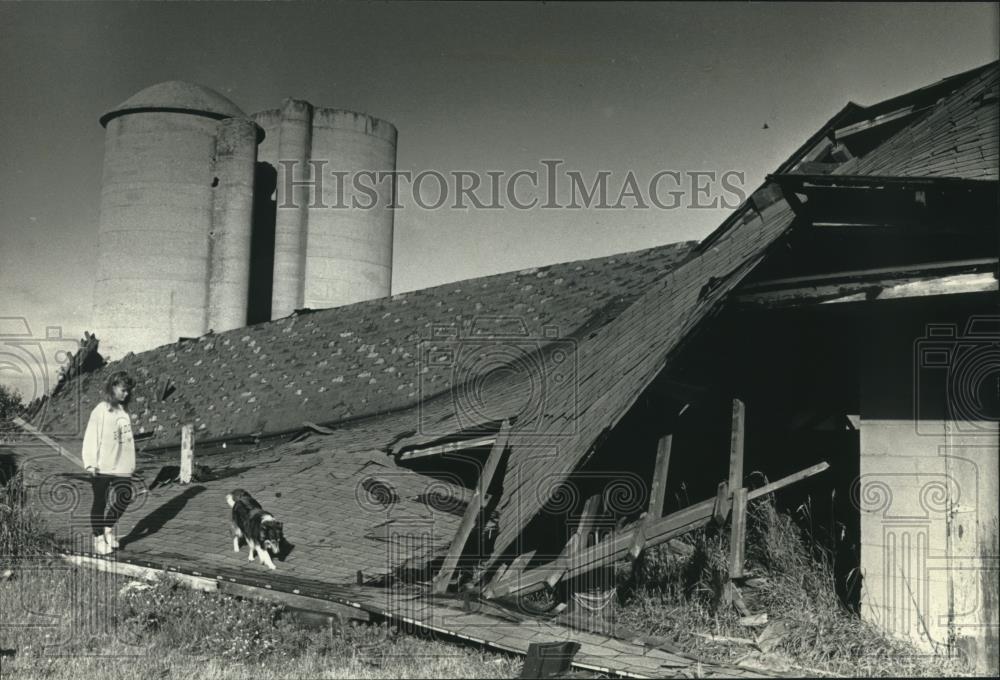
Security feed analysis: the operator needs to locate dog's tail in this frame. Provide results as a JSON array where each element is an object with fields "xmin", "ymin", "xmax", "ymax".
[{"xmin": 226, "ymin": 492, "xmax": 235, "ymax": 508}]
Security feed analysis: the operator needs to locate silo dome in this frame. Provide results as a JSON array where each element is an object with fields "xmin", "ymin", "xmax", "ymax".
[
  {"xmin": 99, "ymin": 81, "xmax": 246, "ymax": 126},
  {"xmin": 93, "ymin": 81, "xmax": 256, "ymax": 359}
]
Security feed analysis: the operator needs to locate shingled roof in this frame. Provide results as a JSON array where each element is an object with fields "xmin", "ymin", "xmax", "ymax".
[
  {"xmin": 834, "ymin": 62, "xmax": 998, "ymax": 179},
  {"xmin": 36, "ymin": 240, "xmax": 695, "ymax": 445}
]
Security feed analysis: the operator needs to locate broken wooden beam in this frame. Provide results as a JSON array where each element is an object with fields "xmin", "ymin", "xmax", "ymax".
[
  {"xmin": 485, "ymin": 549, "xmax": 536, "ymax": 599},
  {"xmin": 729, "ymin": 398, "xmax": 745, "ymax": 491},
  {"xmin": 398, "ymin": 435, "xmax": 497, "ymax": 461},
  {"xmin": 648, "ymin": 434, "xmax": 673, "ymax": 519},
  {"xmin": 735, "ymin": 258, "xmax": 999, "ymax": 309},
  {"xmin": 629, "ymin": 434, "xmax": 674, "ymax": 560},
  {"xmin": 627, "ymin": 513, "xmax": 648, "ymax": 560},
  {"xmin": 729, "ymin": 487, "xmax": 749, "ymax": 580},
  {"xmin": 713, "ymin": 480, "xmax": 730, "ymax": 526},
  {"xmin": 489, "ymin": 461, "xmax": 830, "ymax": 599},
  {"xmin": 546, "ymin": 493, "xmax": 601, "ymax": 588},
  {"xmin": 432, "ymin": 420, "xmax": 511, "ymax": 594}
]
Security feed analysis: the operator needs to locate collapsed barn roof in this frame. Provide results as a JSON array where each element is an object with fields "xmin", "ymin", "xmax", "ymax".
[{"xmin": 28, "ymin": 60, "xmax": 999, "ymax": 574}]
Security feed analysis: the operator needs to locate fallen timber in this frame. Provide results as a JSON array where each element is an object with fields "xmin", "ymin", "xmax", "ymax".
[{"xmin": 489, "ymin": 461, "xmax": 829, "ymax": 599}]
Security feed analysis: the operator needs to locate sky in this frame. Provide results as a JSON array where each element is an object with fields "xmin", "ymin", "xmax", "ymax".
[{"xmin": 0, "ymin": 1, "xmax": 997, "ymax": 399}]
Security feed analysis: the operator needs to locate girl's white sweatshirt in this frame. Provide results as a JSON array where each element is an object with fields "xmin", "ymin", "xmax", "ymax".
[{"xmin": 81, "ymin": 401, "xmax": 135, "ymax": 476}]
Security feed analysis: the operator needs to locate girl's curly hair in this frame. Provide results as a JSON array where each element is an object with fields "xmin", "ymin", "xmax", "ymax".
[{"xmin": 103, "ymin": 371, "xmax": 135, "ymax": 406}]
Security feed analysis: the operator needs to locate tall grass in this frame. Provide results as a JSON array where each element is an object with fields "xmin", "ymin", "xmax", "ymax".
[
  {"xmin": 1, "ymin": 466, "xmax": 57, "ymax": 563},
  {"xmin": 1, "ymin": 564, "xmax": 521, "ymax": 679},
  {"xmin": 614, "ymin": 495, "xmax": 971, "ymax": 677}
]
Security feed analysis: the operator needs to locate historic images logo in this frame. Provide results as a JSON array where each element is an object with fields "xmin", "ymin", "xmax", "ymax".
[{"xmin": 275, "ymin": 159, "xmax": 748, "ymax": 211}]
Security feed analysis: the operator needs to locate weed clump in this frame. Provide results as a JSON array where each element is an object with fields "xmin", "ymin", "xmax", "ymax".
[
  {"xmin": 117, "ymin": 577, "xmax": 330, "ymax": 662},
  {"xmin": 0, "ymin": 467, "xmax": 56, "ymax": 562},
  {"xmin": 614, "ymin": 494, "xmax": 970, "ymax": 677}
]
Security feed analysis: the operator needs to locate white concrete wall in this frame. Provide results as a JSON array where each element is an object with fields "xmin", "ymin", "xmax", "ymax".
[{"xmin": 859, "ymin": 312, "xmax": 998, "ymax": 672}]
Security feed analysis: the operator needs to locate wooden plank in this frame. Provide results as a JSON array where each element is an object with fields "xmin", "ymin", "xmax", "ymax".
[
  {"xmin": 11, "ymin": 417, "xmax": 84, "ymax": 468},
  {"xmin": 737, "ymin": 272, "xmax": 997, "ymax": 308},
  {"xmin": 713, "ymin": 480, "xmax": 730, "ymax": 526},
  {"xmin": 180, "ymin": 424, "xmax": 194, "ymax": 484},
  {"xmin": 648, "ymin": 434, "xmax": 673, "ymax": 519},
  {"xmin": 729, "ymin": 399, "xmax": 745, "ymax": 492},
  {"xmin": 729, "ymin": 487, "xmax": 748, "ymax": 579},
  {"xmin": 546, "ymin": 493, "xmax": 601, "ymax": 588},
  {"xmin": 738, "ymin": 256, "xmax": 997, "ymax": 291},
  {"xmin": 574, "ymin": 494, "xmax": 601, "ymax": 551},
  {"xmin": 629, "ymin": 434, "xmax": 674, "ymax": 560},
  {"xmin": 627, "ymin": 513, "xmax": 648, "ymax": 560},
  {"xmin": 433, "ymin": 420, "xmax": 511, "ymax": 594},
  {"xmin": 398, "ymin": 436, "xmax": 497, "ymax": 461},
  {"xmin": 485, "ymin": 549, "xmax": 536, "ymax": 598},
  {"xmin": 218, "ymin": 579, "xmax": 369, "ymax": 623},
  {"xmin": 62, "ymin": 554, "xmax": 217, "ymax": 591},
  {"xmin": 501, "ymin": 462, "xmax": 830, "ymax": 598}
]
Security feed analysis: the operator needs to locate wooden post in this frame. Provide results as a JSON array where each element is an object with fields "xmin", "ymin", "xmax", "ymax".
[
  {"xmin": 180, "ymin": 424, "xmax": 194, "ymax": 484},
  {"xmin": 724, "ymin": 398, "xmax": 747, "ymax": 606},
  {"xmin": 433, "ymin": 420, "xmax": 511, "ymax": 594},
  {"xmin": 729, "ymin": 399, "xmax": 745, "ymax": 491},
  {"xmin": 629, "ymin": 434, "xmax": 674, "ymax": 559},
  {"xmin": 729, "ymin": 487, "xmax": 748, "ymax": 579}
]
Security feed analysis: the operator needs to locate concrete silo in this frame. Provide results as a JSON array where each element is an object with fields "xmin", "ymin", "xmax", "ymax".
[
  {"xmin": 253, "ymin": 102, "xmax": 397, "ymax": 318},
  {"xmin": 94, "ymin": 81, "xmax": 256, "ymax": 358}
]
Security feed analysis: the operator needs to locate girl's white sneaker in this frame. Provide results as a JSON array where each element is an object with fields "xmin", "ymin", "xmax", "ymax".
[
  {"xmin": 93, "ymin": 534, "xmax": 113, "ymax": 555},
  {"xmin": 104, "ymin": 528, "xmax": 119, "ymax": 549}
]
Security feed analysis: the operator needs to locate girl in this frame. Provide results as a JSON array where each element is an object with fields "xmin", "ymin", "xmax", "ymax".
[{"xmin": 81, "ymin": 370, "xmax": 136, "ymax": 555}]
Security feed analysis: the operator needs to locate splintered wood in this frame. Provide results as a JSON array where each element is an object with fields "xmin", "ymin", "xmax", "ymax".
[
  {"xmin": 433, "ymin": 420, "xmax": 511, "ymax": 594},
  {"xmin": 489, "ymin": 462, "xmax": 829, "ymax": 599}
]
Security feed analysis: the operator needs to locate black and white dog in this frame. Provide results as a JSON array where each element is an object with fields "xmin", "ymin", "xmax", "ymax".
[{"xmin": 226, "ymin": 489, "xmax": 284, "ymax": 570}]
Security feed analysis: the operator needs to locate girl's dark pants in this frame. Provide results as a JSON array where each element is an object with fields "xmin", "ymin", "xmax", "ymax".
[{"xmin": 89, "ymin": 474, "xmax": 134, "ymax": 536}]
